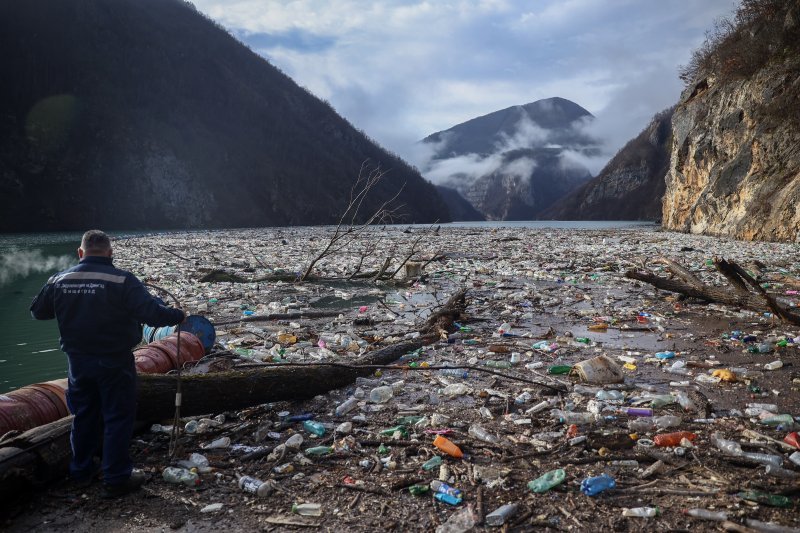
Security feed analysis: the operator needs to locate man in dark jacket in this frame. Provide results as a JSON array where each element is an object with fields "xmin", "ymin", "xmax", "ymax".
[{"xmin": 31, "ymin": 230, "xmax": 185, "ymax": 498}]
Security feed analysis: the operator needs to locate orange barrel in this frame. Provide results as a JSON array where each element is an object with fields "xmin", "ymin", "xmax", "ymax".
[
  {"xmin": 157, "ymin": 332, "xmax": 205, "ymax": 369},
  {"xmin": 133, "ymin": 332, "xmax": 204, "ymax": 374},
  {"xmin": 0, "ymin": 378, "xmax": 70, "ymax": 437}
]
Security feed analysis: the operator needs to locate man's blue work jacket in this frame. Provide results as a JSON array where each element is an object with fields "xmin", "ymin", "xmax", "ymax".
[{"xmin": 30, "ymin": 256, "xmax": 184, "ymax": 355}]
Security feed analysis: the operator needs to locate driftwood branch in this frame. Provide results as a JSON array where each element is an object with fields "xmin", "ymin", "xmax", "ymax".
[{"xmin": 626, "ymin": 257, "xmax": 800, "ymax": 326}]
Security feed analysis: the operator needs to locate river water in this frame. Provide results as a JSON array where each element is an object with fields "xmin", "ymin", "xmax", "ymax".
[{"xmin": 0, "ymin": 221, "xmax": 656, "ymax": 392}]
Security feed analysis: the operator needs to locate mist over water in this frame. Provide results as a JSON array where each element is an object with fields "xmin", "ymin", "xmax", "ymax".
[{"xmin": 0, "ymin": 249, "xmax": 73, "ymax": 287}]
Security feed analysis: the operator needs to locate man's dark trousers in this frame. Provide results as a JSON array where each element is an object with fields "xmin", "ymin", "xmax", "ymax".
[{"xmin": 66, "ymin": 352, "xmax": 137, "ymax": 484}]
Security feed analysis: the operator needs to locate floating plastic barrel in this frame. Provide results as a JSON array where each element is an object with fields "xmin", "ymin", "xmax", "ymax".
[
  {"xmin": 142, "ymin": 315, "xmax": 215, "ymax": 353},
  {"xmin": 0, "ymin": 379, "xmax": 69, "ymax": 438},
  {"xmin": 133, "ymin": 332, "xmax": 205, "ymax": 375}
]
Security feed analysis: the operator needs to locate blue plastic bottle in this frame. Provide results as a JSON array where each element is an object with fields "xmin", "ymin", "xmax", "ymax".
[
  {"xmin": 580, "ymin": 473, "xmax": 616, "ymax": 496},
  {"xmin": 434, "ymin": 492, "xmax": 462, "ymax": 506}
]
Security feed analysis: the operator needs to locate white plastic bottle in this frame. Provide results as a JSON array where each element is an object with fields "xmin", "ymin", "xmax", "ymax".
[{"xmin": 292, "ymin": 503, "xmax": 322, "ymax": 516}]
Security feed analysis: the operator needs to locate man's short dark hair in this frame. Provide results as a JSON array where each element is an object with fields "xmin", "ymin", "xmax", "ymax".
[{"xmin": 81, "ymin": 230, "xmax": 112, "ymax": 254}]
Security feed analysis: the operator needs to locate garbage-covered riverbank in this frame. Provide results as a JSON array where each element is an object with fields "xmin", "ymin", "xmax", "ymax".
[{"xmin": 6, "ymin": 225, "xmax": 800, "ymax": 532}]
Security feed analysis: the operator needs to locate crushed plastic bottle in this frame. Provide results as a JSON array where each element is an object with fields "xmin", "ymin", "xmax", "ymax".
[
  {"xmin": 163, "ymin": 467, "xmax": 199, "ymax": 487},
  {"xmin": 580, "ymin": 473, "xmax": 615, "ymax": 496},
  {"xmin": 684, "ymin": 508, "xmax": 728, "ymax": 521},
  {"xmin": 434, "ymin": 506, "xmax": 475, "ymax": 533},
  {"xmin": 430, "ymin": 479, "xmax": 462, "ymax": 498},
  {"xmin": 622, "ymin": 507, "xmax": 659, "ymax": 517},
  {"xmin": 292, "ymin": 503, "xmax": 322, "ymax": 516},
  {"xmin": 335, "ymin": 397, "xmax": 359, "ymax": 416},
  {"xmin": 527, "ymin": 468, "xmax": 566, "ymax": 493},
  {"xmin": 369, "ymin": 386, "xmax": 393, "ymax": 403}
]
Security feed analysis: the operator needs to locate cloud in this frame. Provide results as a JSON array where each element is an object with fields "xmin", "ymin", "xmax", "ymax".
[{"xmin": 192, "ymin": 0, "xmax": 736, "ymax": 167}]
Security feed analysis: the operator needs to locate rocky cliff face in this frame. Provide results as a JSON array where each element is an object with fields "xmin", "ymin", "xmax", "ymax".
[
  {"xmin": 541, "ymin": 108, "xmax": 672, "ymax": 220},
  {"xmin": 663, "ymin": 2, "xmax": 800, "ymax": 241}
]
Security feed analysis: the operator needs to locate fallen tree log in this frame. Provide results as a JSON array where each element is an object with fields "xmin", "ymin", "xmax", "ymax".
[{"xmin": 626, "ymin": 259, "xmax": 800, "ymax": 326}]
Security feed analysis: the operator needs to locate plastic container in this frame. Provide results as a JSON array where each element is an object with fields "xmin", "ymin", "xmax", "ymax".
[
  {"xmin": 369, "ymin": 386, "xmax": 393, "ymax": 403},
  {"xmin": 163, "ymin": 467, "xmax": 199, "ymax": 487},
  {"xmin": 422, "ymin": 456, "xmax": 442, "ymax": 470},
  {"xmin": 430, "ymin": 480, "xmax": 462, "ymax": 498},
  {"xmin": 143, "ymin": 315, "xmax": 216, "ymax": 353},
  {"xmin": 573, "ymin": 355, "xmax": 624, "ymax": 384},
  {"xmin": 303, "ymin": 420, "xmax": 325, "ymax": 437},
  {"xmin": 764, "ymin": 360, "xmax": 783, "ymax": 370},
  {"xmin": 335, "ymin": 397, "xmax": 359, "ymax": 416},
  {"xmin": 304, "ymin": 446, "xmax": 333, "ymax": 456},
  {"xmin": 238, "ymin": 475, "xmax": 273, "ymax": 496},
  {"xmin": 485, "ymin": 503, "xmax": 519, "ymax": 526},
  {"xmin": 468, "ymin": 424, "xmax": 499, "ymax": 444},
  {"xmin": 527, "ymin": 468, "xmax": 566, "ymax": 493},
  {"xmin": 684, "ymin": 508, "xmax": 728, "ymax": 521},
  {"xmin": 434, "ymin": 492, "xmax": 462, "ymax": 506},
  {"xmin": 622, "ymin": 507, "xmax": 659, "ymax": 517},
  {"xmin": 653, "ymin": 431, "xmax": 697, "ymax": 447},
  {"xmin": 580, "ymin": 473, "xmax": 615, "ymax": 496},
  {"xmin": 292, "ymin": 503, "xmax": 322, "ymax": 516},
  {"xmin": 433, "ymin": 435, "xmax": 463, "ymax": 458}
]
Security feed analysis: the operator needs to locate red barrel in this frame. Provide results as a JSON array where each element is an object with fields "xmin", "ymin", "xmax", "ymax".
[
  {"xmin": 133, "ymin": 332, "xmax": 204, "ymax": 375},
  {"xmin": 0, "ymin": 378, "xmax": 69, "ymax": 438}
]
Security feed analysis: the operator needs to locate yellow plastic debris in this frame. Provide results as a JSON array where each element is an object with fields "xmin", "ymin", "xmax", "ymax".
[{"xmin": 712, "ymin": 368, "xmax": 736, "ymax": 382}]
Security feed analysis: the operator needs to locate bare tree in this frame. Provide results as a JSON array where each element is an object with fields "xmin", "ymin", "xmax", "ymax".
[{"xmin": 301, "ymin": 161, "xmax": 405, "ymax": 281}]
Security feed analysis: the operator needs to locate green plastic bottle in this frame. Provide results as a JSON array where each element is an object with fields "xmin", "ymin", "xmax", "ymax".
[
  {"xmin": 575, "ymin": 337, "xmax": 591, "ymax": 344},
  {"xmin": 422, "ymin": 456, "xmax": 443, "ymax": 470},
  {"xmin": 408, "ymin": 484, "xmax": 430, "ymax": 496},
  {"xmin": 304, "ymin": 446, "xmax": 333, "ymax": 456},
  {"xmin": 760, "ymin": 414, "xmax": 794, "ymax": 427},
  {"xmin": 379, "ymin": 425, "xmax": 409, "ymax": 438},
  {"xmin": 485, "ymin": 360, "xmax": 512, "ymax": 369},
  {"xmin": 528, "ymin": 469, "xmax": 566, "ymax": 493},
  {"xmin": 547, "ymin": 365, "xmax": 572, "ymax": 375},
  {"xmin": 378, "ymin": 444, "xmax": 390, "ymax": 455},
  {"xmin": 303, "ymin": 420, "xmax": 326, "ymax": 437},
  {"xmin": 396, "ymin": 416, "xmax": 424, "ymax": 426},
  {"xmin": 737, "ymin": 491, "xmax": 792, "ymax": 508}
]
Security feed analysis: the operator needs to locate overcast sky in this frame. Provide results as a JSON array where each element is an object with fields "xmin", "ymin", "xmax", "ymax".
[{"xmin": 193, "ymin": 0, "xmax": 737, "ymax": 170}]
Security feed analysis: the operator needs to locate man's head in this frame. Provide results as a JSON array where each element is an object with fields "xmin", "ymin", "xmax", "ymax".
[{"xmin": 79, "ymin": 229, "xmax": 112, "ymax": 259}]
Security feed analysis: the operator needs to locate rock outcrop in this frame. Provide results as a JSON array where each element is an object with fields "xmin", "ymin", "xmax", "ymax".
[
  {"xmin": 663, "ymin": 1, "xmax": 800, "ymax": 241},
  {"xmin": 541, "ymin": 108, "xmax": 673, "ymax": 221}
]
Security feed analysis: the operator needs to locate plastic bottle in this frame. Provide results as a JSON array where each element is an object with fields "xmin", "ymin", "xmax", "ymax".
[
  {"xmin": 498, "ymin": 322, "xmax": 512, "ymax": 334},
  {"xmin": 204, "ymin": 436, "xmax": 230, "ymax": 449},
  {"xmin": 573, "ymin": 384, "xmax": 600, "ymax": 396},
  {"xmin": 737, "ymin": 491, "xmax": 792, "ymax": 508},
  {"xmin": 674, "ymin": 392, "xmax": 696, "ymax": 411},
  {"xmin": 742, "ymin": 452, "xmax": 783, "ymax": 467},
  {"xmin": 439, "ymin": 368, "xmax": 469, "ymax": 378},
  {"xmin": 485, "ymin": 503, "xmax": 519, "ymax": 526},
  {"xmin": 626, "ymin": 408, "xmax": 653, "ymax": 417},
  {"xmin": 653, "ymin": 415, "xmax": 682, "ymax": 429},
  {"xmin": 764, "ymin": 360, "xmax": 783, "ymax": 370},
  {"xmin": 667, "ymin": 361, "xmax": 689, "ymax": 375},
  {"xmin": 526, "ymin": 397, "xmax": 559, "ymax": 415},
  {"xmin": 655, "ymin": 351, "xmax": 675, "ymax": 359},
  {"xmin": 653, "ymin": 431, "xmax": 697, "ymax": 447},
  {"xmin": 369, "ymin": 385, "xmax": 394, "ymax": 403},
  {"xmin": 304, "ymin": 446, "xmax": 333, "ymax": 456},
  {"xmin": 765, "ymin": 464, "xmax": 798, "ymax": 479},
  {"xmin": 553, "ymin": 411, "xmax": 595, "ymax": 425},
  {"xmin": 596, "ymin": 390, "xmax": 624, "ymax": 401},
  {"xmin": 422, "ymin": 456, "xmax": 443, "ymax": 470},
  {"xmin": 580, "ymin": 473, "xmax": 615, "ymax": 496},
  {"xmin": 649, "ymin": 394, "xmax": 676, "ymax": 408},
  {"xmin": 285, "ymin": 433, "xmax": 304, "ymax": 448},
  {"xmin": 335, "ymin": 397, "xmax": 359, "ymax": 416},
  {"xmin": 628, "ymin": 418, "xmax": 654, "ymax": 432},
  {"xmin": 622, "ymin": 507, "xmax": 659, "ymax": 517},
  {"xmin": 514, "ymin": 391, "xmax": 532, "ymax": 405},
  {"xmin": 433, "ymin": 435, "xmax": 463, "ymax": 458},
  {"xmin": 760, "ymin": 414, "xmax": 795, "ymax": 428},
  {"xmin": 528, "ymin": 468, "xmax": 566, "ymax": 493},
  {"xmin": 303, "ymin": 420, "xmax": 326, "ymax": 437},
  {"xmin": 292, "ymin": 503, "xmax": 322, "ymax": 516},
  {"xmin": 163, "ymin": 467, "xmax": 199, "ymax": 487},
  {"xmin": 684, "ymin": 508, "xmax": 728, "ymax": 521},
  {"xmin": 547, "ymin": 365, "xmax": 572, "ymax": 375},
  {"xmin": 788, "ymin": 451, "xmax": 800, "ymax": 467},
  {"xmin": 434, "ymin": 492, "xmax": 462, "ymax": 506},
  {"xmin": 485, "ymin": 360, "xmax": 512, "ymax": 369},
  {"xmin": 238, "ymin": 475, "xmax": 272, "ymax": 497},
  {"xmin": 430, "ymin": 479, "xmax": 462, "ymax": 498},
  {"xmin": 711, "ymin": 432, "xmax": 742, "ymax": 455},
  {"xmin": 468, "ymin": 424, "xmax": 499, "ymax": 444}
]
